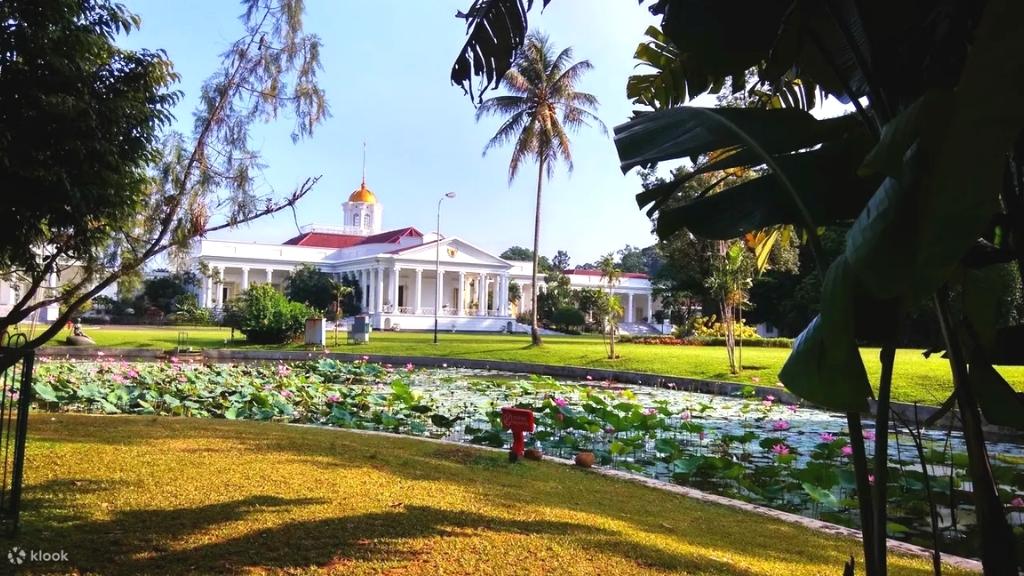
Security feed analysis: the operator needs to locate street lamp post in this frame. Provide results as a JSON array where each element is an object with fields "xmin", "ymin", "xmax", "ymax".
[{"xmin": 434, "ymin": 192, "xmax": 456, "ymax": 344}]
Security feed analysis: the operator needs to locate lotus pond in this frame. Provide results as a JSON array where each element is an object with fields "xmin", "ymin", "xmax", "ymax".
[{"xmin": 27, "ymin": 357, "xmax": 1024, "ymax": 562}]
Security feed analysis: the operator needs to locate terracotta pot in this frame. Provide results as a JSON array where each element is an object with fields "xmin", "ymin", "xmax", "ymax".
[
  {"xmin": 574, "ymin": 451, "xmax": 595, "ymax": 468},
  {"xmin": 524, "ymin": 448, "xmax": 543, "ymax": 461}
]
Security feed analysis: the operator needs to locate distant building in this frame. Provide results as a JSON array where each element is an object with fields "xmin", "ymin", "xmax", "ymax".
[{"xmin": 192, "ymin": 178, "xmax": 658, "ymax": 331}]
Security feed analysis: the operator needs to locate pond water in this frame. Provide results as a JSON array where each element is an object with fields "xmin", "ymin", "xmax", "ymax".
[{"xmin": 31, "ymin": 358, "xmax": 1024, "ymax": 561}]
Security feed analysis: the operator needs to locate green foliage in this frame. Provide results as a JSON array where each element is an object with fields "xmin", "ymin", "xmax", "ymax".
[
  {"xmin": 681, "ymin": 314, "xmax": 759, "ymax": 340},
  {"xmin": 500, "ymin": 246, "xmax": 551, "ymax": 271},
  {"xmin": 143, "ymin": 272, "xmax": 199, "ymax": 314},
  {"xmin": 551, "ymin": 307, "xmax": 585, "ymax": 332},
  {"xmin": 229, "ymin": 284, "xmax": 316, "ymax": 344},
  {"xmin": 285, "ymin": 264, "xmax": 335, "ymax": 313},
  {"xmin": 0, "ymin": 0, "xmax": 178, "ymax": 279}
]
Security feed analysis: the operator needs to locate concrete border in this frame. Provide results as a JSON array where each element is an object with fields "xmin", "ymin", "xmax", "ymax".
[
  {"xmin": 36, "ymin": 346, "xmax": 1020, "ymax": 438},
  {"xmin": 289, "ymin": 423, "xmax": 982, "ymax": 573}
]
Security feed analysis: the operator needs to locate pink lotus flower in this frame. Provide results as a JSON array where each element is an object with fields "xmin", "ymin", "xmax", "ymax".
[
  {"xmin": 553, "ymin": 397, "xmax": 568, "ymax": 408},
  {"xmin": 1011, "ymin": 496, "xmax": 1024, "ymax": 508},
  {"xmin": 786, "ymin": 404, "xmax": 798, "ymax": 412},
  {"xmin": 604, "ymin": 426, "xmax": 615, "ymax": 434},
  {"xmin": 326, "ymin": 394, "xmax": 341, "ymax": 403},
  {"xmin": 667, "ymin": 382, "xmax": 677, "ymax": 389},
  {"xmin": 280, "ymin": 389, "xmax": 294, "ymax": 399},
  {"xmin": 680, "ymin": 410, "xmax": 692, "ymax": 421},
  {"xmin": 585, "ymin": 375, "xmax": 593, "ymax": 381},
  {"xmin": 863, "ymin": 429, "xmax": 876, "ymax": 441},
  {"xmin": 97, "ymin": 351, "xmax": 105, "ymax": 357},
  {"xmin": 771, "ymin": 443, "xmax": 790, "ymax": 456},
  {"xmin": 868, "ymin": 474, "xmax": 876, "ymax": 486},
  {"xmin": 442, "ymin": 363, "xmax": 448, "ymax": 368},
  {"xmin": 771, "ymin": 420, "xmax": 791, "ymax": 431},
  {"xmin": 644, "ymin": 407, "xmax": 657, "ymax": 416},
  {"xmin": 126, "ymin": 369, "xmax": 139, "ymax": 379},
  {"xmin": 361, "ymin": 355, "xmax": 370, "ymax": 361},
  {"xmin": 405, "ymin": 363, "xmax": 415, "ymax": 372},
  {"xmin": 276, "ymin": 364, "xmax": 291, "ymax": 377},
  {"xmin": 820, "ymin": 432, "xmax": 836, "ymax": 443},
  {"xmin": 765, "ymin": 395, "xmax": 775, "ymax": 402},
  {"xmin": 841, "ymin": 444, "xmax": 853, "ymax": 457},
  {"xmin": 762, "ymin": 400, "xmax": 774, "ymax": 408}
]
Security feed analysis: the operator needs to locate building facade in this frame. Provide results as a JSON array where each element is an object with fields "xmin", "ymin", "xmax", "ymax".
[{"xmin": 192, "ymin": 179, "xmax": 658, "ymax": 331}]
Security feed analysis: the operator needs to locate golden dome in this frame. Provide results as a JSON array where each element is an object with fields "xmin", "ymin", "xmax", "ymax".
[{"xmin": 348, "ymin": 180, "xmax": 377, "ymax": 204}]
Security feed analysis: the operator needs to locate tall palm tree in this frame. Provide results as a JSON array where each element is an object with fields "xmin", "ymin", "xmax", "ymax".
[{"xmin": 477, "ymin": 32, "xmax": 606, "ymax": 346}]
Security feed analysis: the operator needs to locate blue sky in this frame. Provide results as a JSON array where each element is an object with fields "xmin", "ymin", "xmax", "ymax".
[{"xmin": 119, "ymin": 0, "xmax": 668, "ymax": 265}]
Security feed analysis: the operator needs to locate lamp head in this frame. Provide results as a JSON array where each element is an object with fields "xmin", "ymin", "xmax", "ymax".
[{"xmin": 444, "ymin": 192, "xmax": 456, "ymax": 199}]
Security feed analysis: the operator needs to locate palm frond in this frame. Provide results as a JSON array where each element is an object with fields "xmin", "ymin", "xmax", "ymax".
[{"xmin": 476, "ymin": 96, "xmax": 530, "ymax": 120}]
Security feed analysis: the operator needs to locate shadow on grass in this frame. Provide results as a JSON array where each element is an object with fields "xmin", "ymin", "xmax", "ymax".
[{"xmin": 18, "ymin": 492, "xmax": 816, "ymax": 576}]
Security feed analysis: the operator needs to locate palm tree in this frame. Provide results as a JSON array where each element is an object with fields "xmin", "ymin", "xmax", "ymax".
[
  {"xmin": 597, "ymin": 252, "xmax": 622, "ymax": 359},
  {"xmin": 476, "ymin": 32, "xmax": 606, "ymax": 346}
]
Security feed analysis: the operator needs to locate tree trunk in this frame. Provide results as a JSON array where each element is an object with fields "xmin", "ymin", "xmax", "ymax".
[
  {"xmin": 935, "ymin": 291, "xmax": 1019, "ymax": 575},
  {"xmin": 530, "ymin": 157, "xmax": 545, "ymax": 346},
  {"xmin": 722, "ymin": 302, "xmax": 736, "ymax": 373}
]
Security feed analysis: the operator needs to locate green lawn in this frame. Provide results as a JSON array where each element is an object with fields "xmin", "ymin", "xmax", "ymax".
[
  {"xmin": 18, "ymin": 414, "xmax": 964, "ymax": 575},
  {"xmin": 42, "ymin": 325, "xmax": 1024, "ymax": 406}
]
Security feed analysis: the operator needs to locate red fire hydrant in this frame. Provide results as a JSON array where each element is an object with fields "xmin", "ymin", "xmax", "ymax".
[{"xmin": 500, "ymin": 407, "xmax": 535, "ymax": 462}]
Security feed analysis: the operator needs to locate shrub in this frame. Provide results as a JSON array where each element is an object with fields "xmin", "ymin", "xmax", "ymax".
[
  {"xmin": 550, "ymin": 306, "xmax": 585, "ymax": 332},
  {"xmin": 228, "ymin": 284, "xmax": 316, "ymax": 344},
  {"xmin": 676, "ymin": 314, "xmax": 760, "ymax": 339},
  {"xmin": 626, "ymin": 335, "xmax": 793, "ymax": 348}
]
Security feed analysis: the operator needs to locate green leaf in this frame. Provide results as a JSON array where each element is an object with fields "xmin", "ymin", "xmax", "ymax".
[
  {"xmin": 780, "ymin": 257, "xmax": 871, "ymax": 411},
  {"xmin": 653, "ymin": 142, "xmax": 873, "ymax": 241},
  {"xmin": 971, "ymin": 361, "xmax": 1024, "ymax": 429},
  {"xmin": 224, "ymin": 405, "xmax": 240, "ymax": 420},
  {"xmin": 859, "ymin": 91, "xmax": 953, "ymax": 179},
  {"xmin": 801, "ymin": 482, "xmax": 838, "ymax": 508},
  {"xmin": 615, "ymin": 107, "xmax": 859, "ymax": 174},
  {"xmin": 32, "ymin": 381, "xmax": 59, "ymax": 403}
]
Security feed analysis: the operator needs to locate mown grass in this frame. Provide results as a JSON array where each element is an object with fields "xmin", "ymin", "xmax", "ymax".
[
  {"xmin": 41, "ymin": 325, "xmax": 1024, "ymax": 406},
  {"xmin": 18, "ymin": 414, "xmax": 967, "ymax": 575}
]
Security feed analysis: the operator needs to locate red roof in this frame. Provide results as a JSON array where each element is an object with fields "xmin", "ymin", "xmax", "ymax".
[
  {"xmin": 282, "ymin": 227, "xmax": 423, "ymax": 249},
  {"xmin": 359, "ymin": 227, "xmax": 423, "ymax": 245},
  {"xmin": 283, "ymin": 232, "xmax": 364, "ymax": 248},
  {"xmin": 567, "ymin": 268, "xmax": 648, "ymax": 279}
]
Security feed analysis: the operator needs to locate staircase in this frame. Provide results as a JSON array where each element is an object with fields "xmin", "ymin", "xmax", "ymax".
[{"xmin": 617, "ymin": 322, "xmax": 664, "ymax": 336}]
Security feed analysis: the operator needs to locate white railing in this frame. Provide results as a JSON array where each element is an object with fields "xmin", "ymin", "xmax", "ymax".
[
  {"xmin": 398, "ymin": 306, "xmax": 414, "ymax": 314},
  {"xmin": 420, "ymin": 307, "xmax": 435, "ymax": 316}
]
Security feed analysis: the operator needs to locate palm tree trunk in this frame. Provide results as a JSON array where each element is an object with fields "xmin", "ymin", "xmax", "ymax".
[{"xmin": 530, "ymin": 157, "xmax": 545, "ymax": 346}]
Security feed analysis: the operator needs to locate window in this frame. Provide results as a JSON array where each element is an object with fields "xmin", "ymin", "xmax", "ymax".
[
  {"xmin": 363, "ymin": 214, "xmax": 371, "ymax": 227},
  {"xmin": 352, "ymin": 214, "xmax": 359, "ymax": 227}
]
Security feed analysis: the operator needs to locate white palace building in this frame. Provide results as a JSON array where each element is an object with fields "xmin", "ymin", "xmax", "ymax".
[{"xmin": 191, "ymin": 179, "xmax": 658, "ymax": 332}]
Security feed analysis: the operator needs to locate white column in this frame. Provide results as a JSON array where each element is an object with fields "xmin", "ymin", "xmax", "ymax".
[
  {"xmin": 457, "ymin": 272, "xmax": 465, "ymax": 316},
  {"xmin": 375, "ymin": 265, "xmax": 385, "ymax": 313},
  {"xmin": 627, "ymin": 292, "xmax": 634, "ymax": 323},
  {"xmin": 414, "ymin": 269, "xmax": 422, "ymax": 314},
  {"xmin": 214, "ymin": 266, "xmax": 223, "ymax": 307},
  {"xmin": 366, "ymin": 269, "xmax": 375, "ymax": 313},
  {"xmin": 203, "ymin": 275, "xmax": 212, "ymax": 308},
  {"xmin": 265, "ymin": 268, "xmax": 274, "ymax": 287},
  {"xmin": 477, "ymin": 273, "xmax": 486, "ymax": 316},
  {"xmin": 435, "ymin": 269, "xmax": 444, "ymax": 315},
  {"xmin": 646, "ymin": 293, "xmax": 653, "ymax": 322},
  {"xmin": 500, "ymin": 274, "xmax": 509, "ymax": 316},
  {"xmin": 390, "ymin": 264, "xmax": 400, "ymax": 311},
  {"xmin": 359, "ymin": 269, "xmax": 368, "ymax": 312},
  {"xmin": 241, "ymin": 267, "xmax": 250, "ymax": 290}
]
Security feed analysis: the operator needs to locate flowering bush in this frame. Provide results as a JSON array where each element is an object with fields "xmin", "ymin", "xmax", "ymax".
[{"xmin": 225, "ymin": 284, "xmax": 316, "ymax": 344}]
